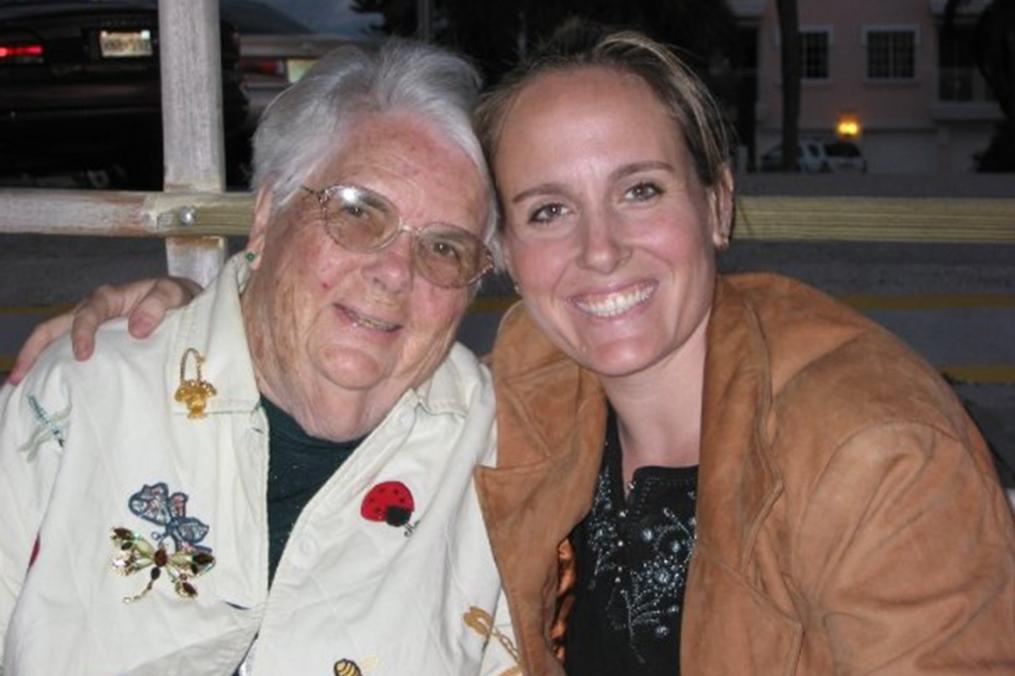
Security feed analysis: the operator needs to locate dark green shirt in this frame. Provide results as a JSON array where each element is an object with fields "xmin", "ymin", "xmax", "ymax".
[{"xmin": 261, "ymin": 396, "xmax": 363, "ymax": 582}]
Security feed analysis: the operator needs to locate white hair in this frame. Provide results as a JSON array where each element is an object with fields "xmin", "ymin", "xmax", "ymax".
[{"xmin": 251, "ymin": 39, "xmax": 500, "ymax": 264}]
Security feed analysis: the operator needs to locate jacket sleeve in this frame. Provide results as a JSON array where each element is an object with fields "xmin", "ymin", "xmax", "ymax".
[
  {"xmin": 0, "ymin": 371, "xmax": 71, "ymax": 665},
  {"xmin": 796, "ymin": 421, "xmax": 1015, "ymax": 674}
]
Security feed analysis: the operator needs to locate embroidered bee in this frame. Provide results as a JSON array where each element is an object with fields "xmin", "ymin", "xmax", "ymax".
[
  {"xmin": 110, "ymin": 482, "xmax": 215, "ymax": 602},
  {"xmin": 333, "ymin": 659, "xmax": 363, "ymax": 676}
]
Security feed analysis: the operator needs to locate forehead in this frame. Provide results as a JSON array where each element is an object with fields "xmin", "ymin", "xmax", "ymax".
[
  {"xmin": 314, "ymin": 112, "xmax": 487, "ymax": 232},
  {"xmin": 497, "ymin": 66, "xmax": 686, "ymax": 170}
]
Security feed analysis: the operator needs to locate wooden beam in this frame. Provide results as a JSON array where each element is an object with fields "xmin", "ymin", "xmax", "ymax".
[
  {"xmin": 0, "ymin": 190, "xmax": 251, "ymax": 237},
  {"xmin": 4, "ymin": 190, "xmax": 1011, "ymax": 243},
  {"xmin": 735, "ymin": 196, "xmax": 1015, "ymax": 242},
  {"xmin": 158, "ymin": 0, "xmax": 228, "ymax": 286}
]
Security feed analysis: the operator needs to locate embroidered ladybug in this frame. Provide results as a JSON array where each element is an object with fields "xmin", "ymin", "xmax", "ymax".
[{"xmin": 361, "ymin": 481, "xmax": 417, "ymax": 536}]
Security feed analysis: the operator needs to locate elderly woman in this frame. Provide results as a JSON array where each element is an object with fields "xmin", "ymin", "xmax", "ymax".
[
  {"xmin": 12, "ymin": 23, "xmax": 1015, "ymax": 676},
  {"xmin": 0, "ymin": 41, "xmax": 518, "ymax": 674}
]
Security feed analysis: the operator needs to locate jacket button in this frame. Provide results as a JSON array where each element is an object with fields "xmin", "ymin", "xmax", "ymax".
[{"xmin": 299, "ymin": 536, "xmax": 318, "ymax": 558}]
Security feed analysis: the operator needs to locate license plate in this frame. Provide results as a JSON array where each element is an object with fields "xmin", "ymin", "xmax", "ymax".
[
  {"xmin": 99, "ymin": 29, "xmax": 153, "ymax": 58},
  {"xmin": 286, "ymin": 58, "xmax": 315, "ymax": 83}
]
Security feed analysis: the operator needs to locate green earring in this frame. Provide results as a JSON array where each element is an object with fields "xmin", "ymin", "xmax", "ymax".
[{"xmin": 244, "ymin": 251, "xmax": 256, "ymax": 263}]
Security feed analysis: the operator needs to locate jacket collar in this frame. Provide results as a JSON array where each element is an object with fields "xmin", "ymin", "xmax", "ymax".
[
  {"xmin": 479, "ymin": 273, "xmax": 784, "ymax": 579},
  {"xmin": 165, "ymin": 254, "xmax": 261, "ymax": 417},
  {"xmin": 411, "ymin": 343, "xmax": 483, "ymax": 419},
  {"xmin": 475, "ymin": 301, "xmax": 606, "ymax": 675},
  {"xmin": 476, "ymin": 278, "xmax": 785, "ymax": 672}
]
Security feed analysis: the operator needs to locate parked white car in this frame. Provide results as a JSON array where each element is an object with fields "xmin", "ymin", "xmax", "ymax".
[{"xmin": 760, "ymin": 138, "xmax": 867, "ymax": 173}]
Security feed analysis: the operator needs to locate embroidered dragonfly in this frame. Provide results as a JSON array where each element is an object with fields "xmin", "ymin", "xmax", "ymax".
[{"xmin": 110, "ymin": 482, "xmax": 215, "ymax": 602}]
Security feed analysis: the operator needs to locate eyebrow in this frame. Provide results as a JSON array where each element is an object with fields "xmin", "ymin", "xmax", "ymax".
[{"xmin": 509, "ymin": 160, "xmax": 676, "ymax": 204}]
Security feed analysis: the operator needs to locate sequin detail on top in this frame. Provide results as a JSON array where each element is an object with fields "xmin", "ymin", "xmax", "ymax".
[
  {"xmin": 20, "ymin": 395, "xmax": 70, "ymax": 460},
  {"xmin": 580, "ymin": 452, "xmax": 698, "ymax": 664}
]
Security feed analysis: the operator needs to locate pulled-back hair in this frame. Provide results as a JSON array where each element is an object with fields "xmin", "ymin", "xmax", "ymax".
[{"xmin": 475, "ymin": 20, "xmax": 733, "ymax": 208}]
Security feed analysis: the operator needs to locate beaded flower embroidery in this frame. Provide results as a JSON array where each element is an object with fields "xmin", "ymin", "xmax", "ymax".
[{"xmin": 110, "ymin": 482, "xmax": 215, "ymax": 602}]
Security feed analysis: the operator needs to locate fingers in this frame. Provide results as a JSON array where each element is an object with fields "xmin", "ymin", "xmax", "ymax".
[
  {"xmin": 126, "ymin": 277, "xmax": 198, "ymax": 338},
  {"xmin": 68, "ymin": 284, "xmax": 121, "ymax": 359},
  {"xmin": 8, "ymin": 314, "xmax": 75, "ymax": 385},
  {"xmin": 6, "ymin": 276, "xmax": 200, "ymax": 385}
]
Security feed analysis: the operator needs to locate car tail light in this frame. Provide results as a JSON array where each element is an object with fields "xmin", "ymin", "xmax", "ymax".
[
  {"xmin": 239, "ymin": 57, "xmax": 286, "ymax": 77},
  {"xmin": 0, "ymin": 42, "xmax": 44, "ymax": 63}
]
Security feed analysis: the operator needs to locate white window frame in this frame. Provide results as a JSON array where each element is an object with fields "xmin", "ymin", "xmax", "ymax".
[{"xmin": 799, "ymin": 25, "xmax": 833, "ymax": 82}]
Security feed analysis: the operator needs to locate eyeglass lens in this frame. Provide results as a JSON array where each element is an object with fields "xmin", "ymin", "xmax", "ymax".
[{"xmin": 318, "ymin": 185, "xmax": 488, "ymax": 288}]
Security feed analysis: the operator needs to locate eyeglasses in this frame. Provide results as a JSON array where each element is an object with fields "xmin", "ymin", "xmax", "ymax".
[{"xmin": 300, "ymin": 184, "xmax": 493, "ymax": 289}]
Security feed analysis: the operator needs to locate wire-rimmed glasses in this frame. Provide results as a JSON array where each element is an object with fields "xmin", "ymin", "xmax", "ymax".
[{"xmin": 300, "ymin": 184, "xmax": 493, "ymax": 289}]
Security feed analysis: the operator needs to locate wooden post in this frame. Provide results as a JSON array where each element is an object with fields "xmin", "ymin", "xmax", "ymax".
[
  {"xmin": 417, "ymin": 0, "xmax": 433, "ymax": 42},
  {"xmin": 158, "ymin": 0, "xmax": 228, "ymax": 286}
]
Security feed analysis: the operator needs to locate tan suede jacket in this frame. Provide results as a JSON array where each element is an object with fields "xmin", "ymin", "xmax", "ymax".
[{"xmin": 475, "ymin": 273, "xmax": 1015, "ymax": 675}]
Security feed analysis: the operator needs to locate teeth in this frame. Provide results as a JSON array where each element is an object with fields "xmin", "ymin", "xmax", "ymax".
[
  {"xmin": 574, "ymin": 285, "xmax": 653, "ymax": 318},
  {"xmin": 347, "ymin": 308, "xmax": 398, "ymax": 332}
]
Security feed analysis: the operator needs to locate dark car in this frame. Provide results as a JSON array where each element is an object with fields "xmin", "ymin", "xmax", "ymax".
[
  {"xmin": 223, "ymin": 1, "xmax": 370, "ymax": 132},
  {"xmin": 0, "ymin": 0, "xmax": 248, "ymax": 189}
]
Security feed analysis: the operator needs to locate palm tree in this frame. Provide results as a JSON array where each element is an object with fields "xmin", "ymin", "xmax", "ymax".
[{"xmin": 775, "ymin": 0, "xmax": 800, "ymax": 172}]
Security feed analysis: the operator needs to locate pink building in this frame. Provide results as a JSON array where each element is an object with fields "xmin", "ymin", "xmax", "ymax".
[{"xmin": 731, "ymin": 0, "xmax": 1003, "ymax": 173}]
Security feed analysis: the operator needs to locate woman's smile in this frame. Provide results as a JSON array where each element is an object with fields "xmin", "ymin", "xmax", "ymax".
[
  {"xmin": 570, "ymin": 281, "xmax": 656, "ymax": 319},
  {"xmin": 335, "ymin": 303, "xmax": 401, "ymax": 333}
]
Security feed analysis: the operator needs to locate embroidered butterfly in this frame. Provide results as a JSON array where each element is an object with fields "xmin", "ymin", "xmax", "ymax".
[{"xmin": 110, "ymin": 482, "xmax": 215, "ymax": 602}]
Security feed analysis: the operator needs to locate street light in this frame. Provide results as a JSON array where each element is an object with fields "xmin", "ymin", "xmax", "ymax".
[{"xmin": 836, "ymin": 113, "xmax": 861, "ymax": 138}]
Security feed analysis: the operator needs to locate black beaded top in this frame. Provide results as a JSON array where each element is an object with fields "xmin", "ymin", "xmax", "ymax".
[{"xmin": 565, "ymin": 408, "xmax": 698, "ymax": 675}]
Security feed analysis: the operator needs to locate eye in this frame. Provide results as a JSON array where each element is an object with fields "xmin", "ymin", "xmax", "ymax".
[
  {"xmin": 341, "ymin": 203, "xmax": 367, "ymax": 219},
  {"xmin": 624, "ymin": 182, "xmax": 663, "ymax": 202},
  {"xmin": 529, "ymin": 202, "xmax": 569, "ymax": 224},
  {"xmin": 425, "ymin": 236, "xmax": 466, "ymax": 262}
]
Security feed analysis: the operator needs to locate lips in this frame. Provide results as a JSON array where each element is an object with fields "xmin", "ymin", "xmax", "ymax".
[
  {"xmin": 338, "ymin": 305, "xmax": 401, "ymax": 332},
  {"xmin": 571, "ymin": 282, "xmax": 655, "ymax": 318}
]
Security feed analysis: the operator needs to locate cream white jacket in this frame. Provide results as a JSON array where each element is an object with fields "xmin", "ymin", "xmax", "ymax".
[{"xmin": 0, "ymin": 256, "xmax": 516, "ymax": 676}]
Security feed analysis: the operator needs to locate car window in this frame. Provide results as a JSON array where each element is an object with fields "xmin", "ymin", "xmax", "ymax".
[{"xmin": 824, "ymin": 141, "xmax": 861, "ymax": 158}]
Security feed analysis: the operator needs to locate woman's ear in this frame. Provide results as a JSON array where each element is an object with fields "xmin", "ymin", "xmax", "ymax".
[
  {"xmin": 709, "ymin": 165, "xmax": 734, "ymax": 250},
  {"xmin": 244, "ymin": 186, "xmax": 274, "ymax": 270}
]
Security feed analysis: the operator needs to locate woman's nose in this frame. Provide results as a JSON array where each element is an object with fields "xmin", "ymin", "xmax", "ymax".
[
  {"xmin": 363, "ymin": 229, "xmax": 414, "ymax": 294},
  {"xmin": 578, "ymin": 208, "xmax": 631, "ymax": 274}
]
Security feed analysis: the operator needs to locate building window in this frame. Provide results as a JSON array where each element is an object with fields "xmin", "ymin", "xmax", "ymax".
[
  {"xmin": 938, "ymin": 25, "xmax": 992, "ymax": 101},
  {"xmin": 800, "ymin": 30, "xmax": 830, "ymax": 79},
  {"xmin": 866, "ymin": 29, "xmax": 916, "ymax": 79}
]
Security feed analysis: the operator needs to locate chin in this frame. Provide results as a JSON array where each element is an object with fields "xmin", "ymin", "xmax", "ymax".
[
  {"xmin": 314, "ymin": 347, "xmax": 390, "ymax": 392},
  {"xmin": 571, "ymin": 340, "xmax": 663, "ymax": 379}
]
